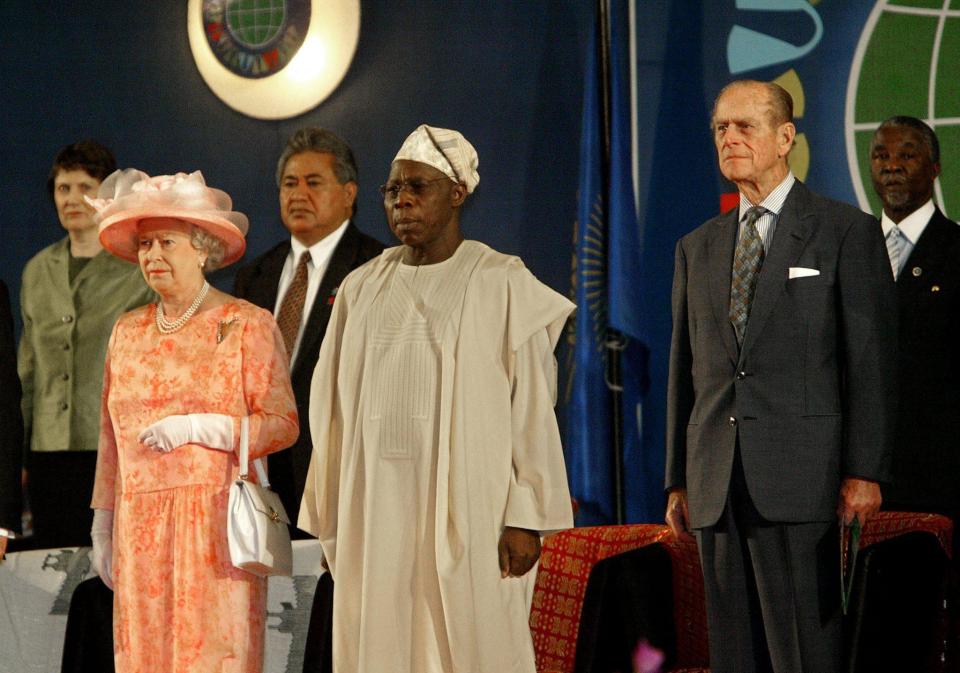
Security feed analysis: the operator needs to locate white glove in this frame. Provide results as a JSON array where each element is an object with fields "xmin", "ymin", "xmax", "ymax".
[
  {"xmin": 138, "ymin": 414, "xmax": 235, "ymax": 453},
  {"xmin": 90, "ymin": 508, "xmax": 114, "ymax": 590}
]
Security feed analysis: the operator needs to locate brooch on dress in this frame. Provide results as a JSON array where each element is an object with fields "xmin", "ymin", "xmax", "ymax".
[{"xmin": 217, "ymin": 317, "xmax": 238, "ymax": 344}]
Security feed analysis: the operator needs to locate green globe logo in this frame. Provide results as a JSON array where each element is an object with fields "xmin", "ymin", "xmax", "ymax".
[
  {"xmin": 846, "ymin": 0, "xmax": 960, "ymax": 221},
  {"xmin": 202, "ymin": 0, "xmax": 309, "ymax": 79},
  {"xmin": 225, "ymin": 0, "xmax": 286, "ymax": 49}
]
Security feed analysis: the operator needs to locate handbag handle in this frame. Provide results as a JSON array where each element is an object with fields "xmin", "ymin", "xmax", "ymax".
[{"xmin": 237, "ymin": 416, "xmax": 271, "ymax": 488}]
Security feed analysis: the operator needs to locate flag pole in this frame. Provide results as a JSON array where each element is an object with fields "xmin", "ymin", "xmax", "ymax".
[
  {"xmin": 598, "ymin": 0, "xmax": 626, "ymax": 525},
  {"xmin": 598, "ymin": 0, "xmax": 612, "ymax": 163}
]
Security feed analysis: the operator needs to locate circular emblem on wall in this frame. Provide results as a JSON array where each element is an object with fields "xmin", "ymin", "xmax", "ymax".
[
  {"xmin": 188, "ymin": 0, "xmax": 360, "ymax": 120},
  {"xmin": 202, "ymin": 0, "xmax": 310, "ymax": 79}
]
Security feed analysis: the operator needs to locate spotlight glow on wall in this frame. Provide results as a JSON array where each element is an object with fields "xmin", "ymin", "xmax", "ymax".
[{"xmin": 187, "ymin": 0, "xmax": 360, "ymax": 120}]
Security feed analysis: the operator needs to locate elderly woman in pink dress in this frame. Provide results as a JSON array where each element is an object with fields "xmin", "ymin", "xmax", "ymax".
[{"xmin": 87, "ymin": 169, "xmax": 298, "ymax": 672}]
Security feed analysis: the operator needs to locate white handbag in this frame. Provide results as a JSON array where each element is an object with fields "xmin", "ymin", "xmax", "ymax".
[{"xmin": 227, "ymin": 416, "xmax": 293, "ymax": 577}]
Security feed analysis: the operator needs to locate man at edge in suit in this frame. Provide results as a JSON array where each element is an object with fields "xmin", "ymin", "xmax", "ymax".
[
  {"xmin": 870, "ymin": 117, "xmax": 960, "ymax": 551},
  {"xmin": 0, "ymin": 280, "xmax": 23, "ymax": 560},
  {"xmin": 664, "ymin": 80, "xmax": 896, "ymax": 673},
  {"xmin": 234, "ymin": 127, "xmax": 384, "ymax": 673}
]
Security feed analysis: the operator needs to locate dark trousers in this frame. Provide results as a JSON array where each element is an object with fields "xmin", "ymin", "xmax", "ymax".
[
  {"xmin": 696, "ymin": 450, "xmax": 841, "ymax": 673},
  {"xmin": 303, "ymin": 572, "xmax": 335, "ymax": 673},
  {"xmin": 26, "ymin": 451, "xmax": 97, "ymax": 549},
  {"xmin": 61, "ymin": 577, "xmax": 115, "ymax": 673}
]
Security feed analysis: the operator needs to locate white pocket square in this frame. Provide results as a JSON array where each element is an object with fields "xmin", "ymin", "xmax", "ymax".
[{"xmin": 788, "ymin": 267, "xmax": 820, "ymax": 279}]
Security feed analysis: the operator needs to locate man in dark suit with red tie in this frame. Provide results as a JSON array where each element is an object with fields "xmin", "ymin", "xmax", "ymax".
[
  {"xmin": 234, "ymin": 127, "xmax": 384, "ymax": 673},
  {"xmin": 235, "ymin": 128, "xmax": 384, "ymax": 525},
  {"xmin": 870, "ymin": 117, "xmax": 960, "ymax": 548},
  {"xmin": 664, "ymin": 80, "xmax": 897, "ymax": 673}
]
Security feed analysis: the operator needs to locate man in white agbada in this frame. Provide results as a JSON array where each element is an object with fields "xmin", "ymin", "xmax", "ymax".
[{"xmin": 298, "ymin": 124, "xmax": 575, "ymax": 673}]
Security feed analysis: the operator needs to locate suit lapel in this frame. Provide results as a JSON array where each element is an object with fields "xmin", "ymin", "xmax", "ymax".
[
  {"xmin": 739, "ymin": 182, "xmax": 812, "ymax": 360},
  {"xmin": 253, "ymin": 243, "xmax": 289, "ymax": 310},
  {"xmin": 708, "ymin": 209, "xmax": 741, "ymax": 366},
  {"xmin": 898, "ymin": 209, "xmax": 953, "ymax": 297},
  {"xmin": 293, "ymin": 225, "xmax": 360, "ymax": 376}
]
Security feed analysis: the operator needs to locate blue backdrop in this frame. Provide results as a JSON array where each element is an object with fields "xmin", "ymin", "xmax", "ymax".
[
  {"xmin": 1, "ymin": 0, "xmax": 592, "ymax": 321},
  {"xmin": 565, "ymin": 0, "xmax": 959, "ymax": 525},
  {"xmin": 6, "ymin": 0, "xmax": 957, "ymax": 527}
]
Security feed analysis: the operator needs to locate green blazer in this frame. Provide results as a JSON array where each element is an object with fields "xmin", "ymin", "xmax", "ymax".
[{"xmin": 18, "ymin": 237, "xmax": 155, "ymax": 454}]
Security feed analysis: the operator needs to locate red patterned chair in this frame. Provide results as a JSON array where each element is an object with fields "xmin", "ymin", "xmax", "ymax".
[
  {"xmin": 529, "ymin": 523, "xmax": 708, "ymax": 673},
  {"xmin": 848, "ymin": 512, "xmax": 954, "ymax": 673},
  {"xmin": 529, "ymin": 512, "xmax": 953, "ymax": 673}
]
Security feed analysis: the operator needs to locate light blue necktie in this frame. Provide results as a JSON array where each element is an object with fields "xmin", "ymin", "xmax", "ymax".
[{"xmin": 885, "ymin": 226, "xmax": 903, "ymax": 280}]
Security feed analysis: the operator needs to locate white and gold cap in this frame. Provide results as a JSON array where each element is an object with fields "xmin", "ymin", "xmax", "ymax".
[{"xmin": 392, "ymin": 124, "xmax": 479, "ymax": 193}]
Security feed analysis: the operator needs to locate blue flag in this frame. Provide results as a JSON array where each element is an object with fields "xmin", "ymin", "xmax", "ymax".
[
  {"xmin": 606, "ymin": 0, "xmax": 660, "ymax": 524},
  {"xmin": 566, "ymin": 0, "xmax": 668, "ymax": 525},
  {"xmin": 566, "ymin": 10, "xmax": 615, "ymax": 525}
]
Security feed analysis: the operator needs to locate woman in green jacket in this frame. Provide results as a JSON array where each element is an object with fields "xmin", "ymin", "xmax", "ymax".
[{"xmin": 17, "ymin": 140, "xmax": 154, "ymax": 549}]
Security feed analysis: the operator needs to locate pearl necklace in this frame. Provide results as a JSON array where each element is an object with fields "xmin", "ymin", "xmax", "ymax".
[{"xmin": 156, "ymin": 281, "xmax": 210, "ymax": 334}]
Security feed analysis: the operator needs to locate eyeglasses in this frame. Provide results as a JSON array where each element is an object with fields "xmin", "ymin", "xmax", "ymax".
[{"xmin": 378, "ymin": 177, "xmax": 450, "ymax": 200}]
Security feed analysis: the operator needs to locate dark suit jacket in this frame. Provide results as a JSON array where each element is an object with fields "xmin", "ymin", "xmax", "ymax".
[
  {"xmin": 234, "ymin": 224, "xmax": 385, "ymax": 524},
  {"xmin": 665, "ymin": 181, "xmax": 897, "ymax": 528},
  {"xmin": 883, "ymin": 208, "xmax": 960, "ymax": 518},
  {"xmin": 0, "ymin": 280, "xmax": 24, "ymax": 532}
]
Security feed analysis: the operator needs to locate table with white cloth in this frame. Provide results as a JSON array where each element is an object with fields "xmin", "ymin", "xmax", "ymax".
[{"xmin": 0, "ymin": 540, "xmax": 325, "ymax": 673}]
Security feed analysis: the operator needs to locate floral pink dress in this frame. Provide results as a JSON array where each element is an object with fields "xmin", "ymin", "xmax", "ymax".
[{"xmin": 91, "ymin": 300, "xmax": 298, "ymax": 673}]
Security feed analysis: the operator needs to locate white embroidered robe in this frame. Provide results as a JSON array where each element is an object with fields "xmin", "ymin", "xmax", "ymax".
[{"xmin": 299, "ymin": 241, "xmax": 574, "ymax": 673}]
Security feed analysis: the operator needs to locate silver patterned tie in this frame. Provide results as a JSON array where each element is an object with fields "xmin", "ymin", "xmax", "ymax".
[
  {"xmin": 886, "ymin": 226, "xmax": 903, "ymax": 280},
  {"xmin": 729, "ymin": 206, "xmax": 767, "ymax": 346}
]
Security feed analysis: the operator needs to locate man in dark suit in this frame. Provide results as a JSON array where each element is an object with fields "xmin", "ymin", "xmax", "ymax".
[
  {"xmin": 234, "ymin": 128, "xmax": 384, "ymax": 673},
  {"xmin": 0, "ymin": 279, "xmax": 24, "ymax": 558},
  {"xmin": 664, "ymin": 80, "xmax": 896, "ymax": 673},
  {"xmin": 870, "ymin": 117, "xmax": 960, "ymax": 548},
  {"xmin": 235, "ymin": 127, "xmax": 384, "ymax": 523}
]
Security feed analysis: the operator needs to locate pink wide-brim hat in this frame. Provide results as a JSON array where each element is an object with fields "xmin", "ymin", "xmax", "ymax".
[{"xmin": 87, "ymin": 169, "xmax": 249, "ymax": 266}]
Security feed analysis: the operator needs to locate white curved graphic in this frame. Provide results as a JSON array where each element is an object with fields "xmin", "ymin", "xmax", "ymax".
[
  {"xmin": 845, "ymin": 0, "xmax": 955, "ymax": 213},
  {"xmin": 727, "ymin": 0, "xmax": 824, "ymax": 74},
  {"xmin": 844, "ymin": 1, "xmax": 886, "ymax": 213}
]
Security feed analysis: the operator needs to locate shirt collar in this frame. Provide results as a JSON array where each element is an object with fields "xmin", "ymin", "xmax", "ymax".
[
  {"xmin": 739, "ymin": 171, "xmax": 795, "ymax": 220},
  {"xmin": 289, "ymin": 219, "xmax": 350, "ymax": 265},
  {"xmin": 880, "ymin": 200, "xmax": 935, "ymax": 246}
]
